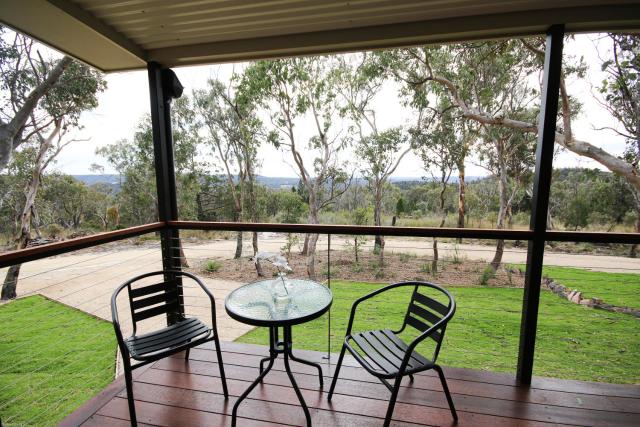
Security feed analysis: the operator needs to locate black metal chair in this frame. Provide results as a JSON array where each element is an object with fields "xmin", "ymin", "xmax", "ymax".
[
  {"xmin": 328, "ymin": 281, "xmax": 457, "ymax": 426},
  {"xmin": 111, "ymin": 270, "xmax": 228, "ymax": 426}
]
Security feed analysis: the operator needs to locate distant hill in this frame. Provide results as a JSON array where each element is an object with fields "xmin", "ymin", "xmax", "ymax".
[
  {"xmin": 71, "ymin": 174, "xmax": 481, "ymax": 191},
  {"xmin": 73, "ymin": 174, "xmax": 120, "ymax": 186}
]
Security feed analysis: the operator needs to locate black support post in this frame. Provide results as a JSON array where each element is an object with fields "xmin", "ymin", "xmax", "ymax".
[
  {"xmin": 517, "ymin": 25, "xmax": 565, "ymax": 384},
  {"xmin": 148, "ymin": 61, "xmax": 184, "ymax": 325}
]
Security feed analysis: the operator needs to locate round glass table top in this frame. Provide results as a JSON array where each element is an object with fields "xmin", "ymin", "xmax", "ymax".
[{"xmin": 225, "ymin": 278, "xmax": 333, "ymax": 326}]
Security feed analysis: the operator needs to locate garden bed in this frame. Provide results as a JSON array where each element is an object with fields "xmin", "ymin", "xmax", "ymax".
[{"xmin": 196, "ymin": 248, "xmax": 523, "ymax": 287}]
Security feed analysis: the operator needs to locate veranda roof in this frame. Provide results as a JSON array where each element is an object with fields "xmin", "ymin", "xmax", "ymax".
[{"xmin": 1, "ymin": 0, "xmax": 639, "ymax": 72}]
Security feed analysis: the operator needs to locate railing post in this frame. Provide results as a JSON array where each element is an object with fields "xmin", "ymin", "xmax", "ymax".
[
  {"xmin": 517, "ymin": 24, "xmax": 564, "ymax": 384},
  {"xmin": 148, "ymin": 61, "xmax": 184, "ymax": 325}
]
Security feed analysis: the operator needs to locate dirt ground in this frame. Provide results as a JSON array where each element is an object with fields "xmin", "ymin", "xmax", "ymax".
[{"xmin": 194, "ymin": 248, "xmax": 523, "ymax": 287}]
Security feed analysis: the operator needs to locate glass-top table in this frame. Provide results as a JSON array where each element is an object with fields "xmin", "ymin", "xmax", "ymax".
[
  {"xmin": 225, "ymin": 278, "xmax": 333, "ymax": 326},
  {"xmin": 225, "ymin": 278, "xmax": 332, "ymax": 427}
]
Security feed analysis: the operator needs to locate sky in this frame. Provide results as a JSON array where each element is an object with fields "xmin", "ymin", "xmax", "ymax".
[{"xmin": 43, "ymin": 33, "xmax": 627, "ymax": 179}]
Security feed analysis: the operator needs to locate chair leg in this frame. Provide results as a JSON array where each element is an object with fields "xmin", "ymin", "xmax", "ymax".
[
  {"xmin": 184, "ymin": 348, "xmax": 190, "ymax": 360},
  {"xmin": 434, "ymin": 365, "xmax": 458, "ymax": 421},
  {"xmin": 383, "ymin": 375, "xmax": 403, "ymax": 427},
  {"xmin": 123, "ymin": 362, "xmax": 137, "ymax": 426},
  {"xmin": 327, "ymin": 343, "xmax": 347, "ymax": 401},
  {"xmin": 213, "ymin": 335, "xmax": 229, "ymax": 399}
]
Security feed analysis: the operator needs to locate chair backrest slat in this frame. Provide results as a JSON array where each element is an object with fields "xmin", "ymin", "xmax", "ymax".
[
  {"xmin": 133, "ymin": 301, "xmax": 178, "ymax": 322},
  {"xmin": 131, "ymin": 289, "xmax": 178, "ymax": 311},
  {"xmin": 406, "ymin": 315, "xmax": 442, "ymax": 341},
  {"xmin": 125, "ymin": 275, "xmax": 183, "ymax": 331},
  {"xmin": 413, "ymin": 292, "xmax": 449, "ymax": 316},
  {"xmin": 129, "ymin": 281, "xmax": 170, "ymax": 298},
  {"xmin": 409, "ymin": 302, "xmax": 441, "ymax": 326},
  {"xmin": 403, "ymin": 284, "xmax": 453, "ymax": 343}
]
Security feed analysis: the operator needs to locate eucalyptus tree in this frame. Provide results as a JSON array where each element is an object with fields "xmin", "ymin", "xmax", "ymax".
[
  {"xmin": 384, "ymin": 47, "xmax": 477, "ymax": 235},
  {"xmin": 391, "ymin": 37, "xmax": 640, "ymax": 253},
  {"xmin": 98, "ymin": 100, "xmax": 209, "ymax": 229},
  {"xmin": 389, "ymin": 41, "xmax": 540, "ymax": 270},
  {"xmin": 597, "ymin": 34, "xmax": 640, "ymax": 255},
  {"xmin": 338, "ymin": 54, "xmax": 410, "ymax": 265},
  {"xmin": 194, "ymin": 76, "xmax": 265, "ymax": 272},
  {"xmin": 1, "ymin": 59, "xmax": 105, "ymax": 300},
  {"xmin": 0, "ymin": 27, "xmax": 73, "ymax": 170},
  {"xmin": 479, "ymin": 122, "xmax": 536, "ymax": 271},
  {"xmin": 97, "ymin": 127, "xmax": 158, "ymax": 226},
  {"xmin": 411, "ymin": 107, "xmax": 461, "ymax": 272},
  {"xmin": 240, "ymin": 57, "xmax": 351, "ymax": 278}
]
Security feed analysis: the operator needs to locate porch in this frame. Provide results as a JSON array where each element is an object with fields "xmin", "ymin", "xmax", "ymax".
[{"xmin": 62, "ymin": 341, "xmax": 640, "ymax": 427}]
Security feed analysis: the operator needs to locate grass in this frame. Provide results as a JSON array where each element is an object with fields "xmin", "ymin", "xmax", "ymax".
[
  {"xmin": 516, "ymin": 264, "xmax": 640, "ymax": 310},
  {"xmin": 237, "ymin": 280, "xmax": 640, "ymax": 384},
  {"xmin": 0, "ymin": 295, "xmax": 116, "ymax": 426}
]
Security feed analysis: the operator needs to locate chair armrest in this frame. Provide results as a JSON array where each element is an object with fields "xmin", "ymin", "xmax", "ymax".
[
  {"xmin": 345, "ymin": 282, "xmax": 419, "ymax": 335},
  {"xmin": 174, "ymin": 270, "xmax": 218, "ymax": 330},
  {"xmin": 110, "ymin": 282, "xmax": 130, "ymax": 355}
]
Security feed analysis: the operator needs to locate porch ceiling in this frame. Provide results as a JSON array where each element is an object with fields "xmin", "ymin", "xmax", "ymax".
[{"xmin": 1, "ymin": 1, "xmax": 640, "ymax": 72}]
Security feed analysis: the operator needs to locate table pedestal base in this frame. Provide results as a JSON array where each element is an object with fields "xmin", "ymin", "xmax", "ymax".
[{"xmin": 231, "ymin": 325, "xmax": 323, "ymax": 427}]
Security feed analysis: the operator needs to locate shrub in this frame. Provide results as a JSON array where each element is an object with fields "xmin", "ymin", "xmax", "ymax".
[
  {"xmin": 202, "ymin": 259, "xmax": 222, "ymax": 273},
  {"xmin": 398, "ymin": 252, "xmax": 416, "ymax": 262},
  {"xmin": 420, "ymin": 263, "xmax": 432, "ymax": 274},
  {"xmin": 450, "ymin": 244, "xmax": 465, "ymax": 264},
  {"xmin": 477, "ymin": 266, "xmax": 495, "ymax": 286},
  {"xmin": 322, "ymin": 266, "xmax": 339, "ymax": 278},
  {"xmin": 46, "ymin": 223, "xmax": 64, "ymax": 239}
]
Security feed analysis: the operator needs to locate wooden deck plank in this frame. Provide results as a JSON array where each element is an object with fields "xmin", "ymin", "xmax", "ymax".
[
  {"xmin": 154, "ymin": 357, "xmax": 640, "ymax": 414},
  {"xmin": 81, "ymin": 414, "xmax": 157, "ymax": 427},
  {"xmin": 172, "ymin": 347, "xmax": 640, "ymax": 413},
  {"xmin": 214, "ymin": 341, "xmax": 640, "ymax": 398},
  {"xmin": 59, "ymin": 342, "xmax": 640, "ymax": 427},
  {"xmin": 136, "ymin": 364, "xmax": 640, "ymax": 427}
]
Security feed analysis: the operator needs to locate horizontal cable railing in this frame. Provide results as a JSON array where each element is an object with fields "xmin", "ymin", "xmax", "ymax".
[{"xmin": 2, "ymin": 220, "xmax": 638, "ymax": 269}]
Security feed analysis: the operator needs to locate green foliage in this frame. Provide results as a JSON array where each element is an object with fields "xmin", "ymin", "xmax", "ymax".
[
  {"xmin": 202, "ymin": 259, "xmax": 222, "ymax": 273},
  {"xmin": 344, "ymin": 207, "xmax": 368, "ymax": 262},
  {"xmin": 477, "ymin": 266, "xmax": 495, "ymax": 286},
  {"xmin": 398, "ymin": 252, "xmax": 416, "ymax": 263},
  {"xmin": 420, "ymin": 263, "xmax": 433, "ymax": 274},
  {"xmin": 322, "ymin": 265, "xmax": 339, "ymax": 279},
  {"xmin": 395, "ymin": 196, "xmax": 406, "ymax": 216},
  {"xmin": 598, "ymin": 34, "xmax": 639, "ymax": 166},
  {"xmin": 450, "ymin": 244, "xmax": 465, "ymax": 264},
  {"xmin": 45, "ymin": 223, "xmax": 63, "ymax": 239},
  {"xmin": 0, "ymin": 296, "xmax": 115, "ymax": 425},
  {"xmin": 281, "ymin": 233, "xmax": 300, "ymax": 258}
]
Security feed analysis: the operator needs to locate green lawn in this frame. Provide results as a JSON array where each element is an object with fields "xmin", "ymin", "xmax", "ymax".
[
  {"xmin": 237, "ymin": 281, "xmax": 640, "ymax": 384},
  {"xmin": 0, "ymin": 295, "xmax": 116, "ymax": 426},
  {"xmin": 537, "ymin": 265, "xmax": 640, "ymax": 310}
]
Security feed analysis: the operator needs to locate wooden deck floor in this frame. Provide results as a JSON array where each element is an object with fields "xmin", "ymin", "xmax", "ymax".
[{"xmin": 61, "ymin": 341, "xmax": 640, "ymax": 426}]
